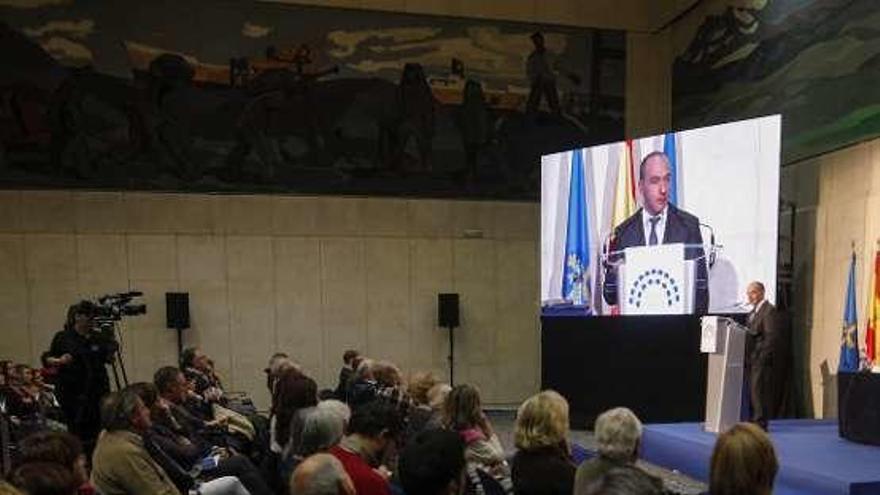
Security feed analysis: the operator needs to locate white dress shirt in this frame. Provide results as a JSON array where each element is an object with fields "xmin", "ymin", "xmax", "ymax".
[{"xmin": 641, "ymin": 207, "xmax": 668, "ymax": 246}]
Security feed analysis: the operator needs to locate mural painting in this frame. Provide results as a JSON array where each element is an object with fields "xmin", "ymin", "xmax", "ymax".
[
  {"xmin": 674, "ymin": 0, "xmax": 880, "ymax": 163},
  {"xmin": 0, "ymin": 0, "xmax": 625, "ymax": 199}
]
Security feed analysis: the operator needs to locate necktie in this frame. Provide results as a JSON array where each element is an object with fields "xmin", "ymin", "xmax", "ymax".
[{"xmin": 649, "ymin": 215, "xmax": 660, "ymax": 246}]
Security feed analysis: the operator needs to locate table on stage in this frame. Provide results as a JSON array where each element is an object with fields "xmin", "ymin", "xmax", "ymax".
[{"xmin": 837, "ymin": 371, "xmax": 880, "ymax": 446}]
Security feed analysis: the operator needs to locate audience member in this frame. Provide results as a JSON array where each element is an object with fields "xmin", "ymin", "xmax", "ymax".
[
  {"xmin": 405, "ymin": 372, "xmax": 439, "ymax": 437},
  {"xmin": 512, "ymin": 390, "xmax": 575, "ymax": 495},
  {"xmin": 8, "ymin": 462, "xmax": 78, "ymax": 495},
  {"xmin": 580, "ymin": 465, "xmax": 664, "ymax": 495},
  {"xmin": 709, "ymin": 422, "xmax": 778, "ymax": 495},
  {"xmin": 264, "ymin": 352, "xmax": 290, "ymax": 394},
  {"xmin": 574, "ymin": 407, "xmax": 644, "ymax": 495},
  {"xmin": 399, "ymin": 428, "xmax": 466, "ymax": 495},
  {"xmin": 426, "ymin": 383, "xmax": 452, "ymax": 429},
  {"xmin": 289, "ymin": 453, "xmax": 355, "ymax": 495},
  {"xmin": 443, "ymin": 384, "xmax": 507, "ymax": 476},
  {"xmin": 153, "ymin": 366, "xmax": 239, "ymax": 453},
  {"xmin": 333, "ymin": 350, "xmax": 360, "ymax": 401},
  {"xmin": 345, "ymin": 359, "xmax": 378, "ymax": 407},
  {"xmin": 181, "ymin": 348, "xmax": 224, "ymax": 404},
  {"xmin": 90, "ymin": 388, "xmax": 180, "ymax": 495},
  {"xmin": 0, "ymin": 481, "xmax": 24, "ymax": 495},
  {"xmin": 273, "ymin": 370, "xmax": 318, "ymax": 453},
  {"xmin": 317, "ymin": 400, "xmax": 351, "ymax": 427},
  {"xmin": 329, "ymin": 401, "xmax": 403, "ymax": 495},
  {"xmin": 17, "ymin": 431, "xmax": 92, "ymax": 494},
  {"xmin": 281, "ymin": 403, "xmax": 349, "ymax": 483}
]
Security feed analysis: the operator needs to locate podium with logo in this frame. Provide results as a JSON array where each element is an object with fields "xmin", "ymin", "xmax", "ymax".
[
  {"xmin": 700, "ymin": 316, "xmax": 747, "ymax": 433},
  {"xmin": 614, "ymin": 244, "xmax": 697, "ymax": 315}
]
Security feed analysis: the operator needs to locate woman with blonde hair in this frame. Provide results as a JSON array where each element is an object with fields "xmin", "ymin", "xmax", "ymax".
[
  {"xmin": 512, "ymin": 390, "xmax": 575, "ymax": 495},
  {"xmin": 709, "ymin": 422, "xmax": 778, "ymax": 495}
]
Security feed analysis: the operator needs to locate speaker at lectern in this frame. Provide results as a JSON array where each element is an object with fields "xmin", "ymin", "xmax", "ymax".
[
  {"xmin": 615, "ymin": 243, "xmax": 698, "ymax": 315},
  {"xmin": 701, "ymin": 316, "xmax": 747, "ymax": 433}
]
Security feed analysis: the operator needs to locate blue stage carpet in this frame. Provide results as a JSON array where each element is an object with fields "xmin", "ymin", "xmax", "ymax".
[{"xmin": 640, "ymin": 419, "xmax": 880, "ymax": 495}]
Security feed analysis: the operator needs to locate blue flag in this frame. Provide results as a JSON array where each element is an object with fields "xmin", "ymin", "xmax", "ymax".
[
  {"xmin": 663, "ymin": 133, "xmax": 678, "ymax": 206},
  {"xmin": 562, "ymin": 149, "xmax": 591, "ymax": 306},
  {"xmin": 840, "ymin": 251, "xmax": 860, "ymax": 372}
]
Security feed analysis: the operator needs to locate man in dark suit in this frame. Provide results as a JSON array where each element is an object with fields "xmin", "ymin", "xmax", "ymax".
[
  {"xmin": 745, "ymin": 281, "xmax": 778, "ymax": 430},
  {"xmin": 602, "ymin": 151, "xmax": 709, "ymax": 314}
]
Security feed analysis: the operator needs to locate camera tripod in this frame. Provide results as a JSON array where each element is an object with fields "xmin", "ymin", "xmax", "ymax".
[{"xmin": 97, "ymin": 320, "xmax": 130, "ymax": 390}]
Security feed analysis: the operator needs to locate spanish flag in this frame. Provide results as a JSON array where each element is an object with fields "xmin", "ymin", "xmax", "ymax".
[
  {"xmin": 611, "ymin": 139, "xmax": 637, "ymax": 229},
  {"xmin": 867, "ymin": 244, "xmax": 879, "ymax": 369}
]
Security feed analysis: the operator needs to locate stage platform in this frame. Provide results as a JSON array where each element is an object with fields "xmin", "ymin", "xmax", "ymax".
[{"xmin": 640, "ymin": 419, "xmax": 880, "ymax": 495}]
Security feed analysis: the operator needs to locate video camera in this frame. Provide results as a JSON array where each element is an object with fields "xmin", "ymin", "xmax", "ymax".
[
  {"xmin": 91, "ymin": 291, "xmax": 147, "ymax": 322},
  {"xmin": 72, "ymin": 292, "xmax": 146, "ymax": 343}
]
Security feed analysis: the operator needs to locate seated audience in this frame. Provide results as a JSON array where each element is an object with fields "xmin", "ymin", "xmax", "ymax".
[
  {"xmin": 345, "ymin": 358, "xmax": 378, "ymax": 407},
  {"xmin": 580, "ymin": 465, "xmax": 664, "ymax": 495},
  {"xmin": 129, "ymin": 382, "xmax": 272, "ymax": 495},
  {"xmin": 426, "ymin": 383, "xmax": 452, "ymax": 429},
  {"xmin": 333, "ymin": 350, "xmax": 360, "ymax": 401},
  {"xmin": 289, "ymin": 453, "xmax": 355, "ymax": 495},
  {"xmin": 272, "ymin": 369, "xmax": 318, "ymax": 453},
  {"xmin": 399, "ymin": 428, "xmax": 466, "ymax": 495},
  {"xmin": 709, "ymin": 422, "xmax": 778, "ymax": 495},
  {"xmin": 372, "ymin": 361, "xmax": 411, "ymax": 409},
  {"xmin": 512, "ymin": 390, "xmax": 575, "ymax": 495},
  {"xmin": 316, "ymin": 399, "xmax": 351, "ymax": 428},
  {"xmin": 0, "ymin": 481, "xmax": 24, "ymax": 495},
  {"xmin": 16, "ymin": 431, "xmax": 93, "ymax": 494},
  {"xmin": 8, "ymin": 462, "xmax": 78, "ymax": 495},
  {"xmin": 153, "ymin": 366, "xmax": 245, "ymax": 453},
  {"xmin": 181, "ymin": 348, "xmax": 225, "ymax": 404},
  {"xmin": 329, "ymin": 401, "xmax": 403, "ymax": 495},
  {"xmin": 443, "ymin": 384, "xmax": 507, "ymax": 477},
  {"xmin": 281, "ymin": 400, "xmax": 351, "ymax": 481},
  {"xmin": 405, "ymin": 371, "xmax": 440, "ymax": 437},
  {"xmin": 90, "ymin": 388, "xmax": 181, "ymax": 495},
  {"xmin": 264, "ymin": 352, "xmax": 290, "ymax": 394},
  {"xmin": 574, "ymin": 407, "xmax": 645, "ymax": 495}
]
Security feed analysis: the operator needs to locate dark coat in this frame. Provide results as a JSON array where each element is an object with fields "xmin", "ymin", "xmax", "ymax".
[{"xmin": 603, "ymin": 204, "xmax": 708, "ymax": 314}]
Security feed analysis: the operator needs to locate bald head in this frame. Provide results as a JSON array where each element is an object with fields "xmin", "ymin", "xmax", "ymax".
[
  {"xmin": 746, "ymin": 281, "xmax": 765, "ymax": 306},
  {"xmin": 290, "ymin": 454, "xmax": 354, "ymax": 495}
]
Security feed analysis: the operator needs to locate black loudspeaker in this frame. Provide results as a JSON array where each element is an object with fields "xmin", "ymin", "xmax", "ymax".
[
  {"xmin": 166, "ymin": 292, "xmax": 190, "ymax": 330},
  {"xmin": 438, "ymin": 293, "xmax": 460, "ymax": 328}
]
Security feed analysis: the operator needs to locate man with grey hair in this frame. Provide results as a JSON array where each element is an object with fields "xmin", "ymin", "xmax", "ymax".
[
  {"xmin": 290, "ymin": 453, "xmax": 355, "ymax": 495},
  {"xmin": 91, "ymin": 388, "xmax": 181, "ymax": 495},
  {"xmin": 573, "ymin": 407, "xmax": 651, "ymax": 495}
]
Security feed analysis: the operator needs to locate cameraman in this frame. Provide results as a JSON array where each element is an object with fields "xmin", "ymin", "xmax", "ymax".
[{"xmin": 43, "ymin": 301, "xmax": 115, "ymax": 451}]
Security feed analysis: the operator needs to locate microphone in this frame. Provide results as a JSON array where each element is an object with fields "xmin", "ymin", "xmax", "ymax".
[
  {"xmin": 699, "ymin": 222, "xmax": 715, "ymax": 247},
  {"xmin": 699, "ymin": 222, "xmax": 717, "ymax": 267}
]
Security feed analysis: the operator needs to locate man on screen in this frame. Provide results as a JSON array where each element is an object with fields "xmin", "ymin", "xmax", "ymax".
[{"xmin": 602, "ymin": 151, "xmax": 709, "ymax": 314}]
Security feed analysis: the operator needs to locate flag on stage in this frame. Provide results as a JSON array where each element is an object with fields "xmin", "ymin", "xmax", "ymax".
[
  {"xmin": 663, "ymin": 133, "xmax": 678, "ymax": 206},
  {"xmin": 611, "ymin": 140, "xmax": 636, "ymax": 231},
  {"xmin": 607, "ymin": 140, "xmax": 636, "ymax": 315},
  {"xmin": 839, "ymin": 250, "xmax": 860, "ymax": 372},
  {"xmin": 867, "ymin": 244, "xmax": 879, "ymax": 368},
  {"xmin": 562, "ymin": 149, "xmax": 591, "ymax": 306}
]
